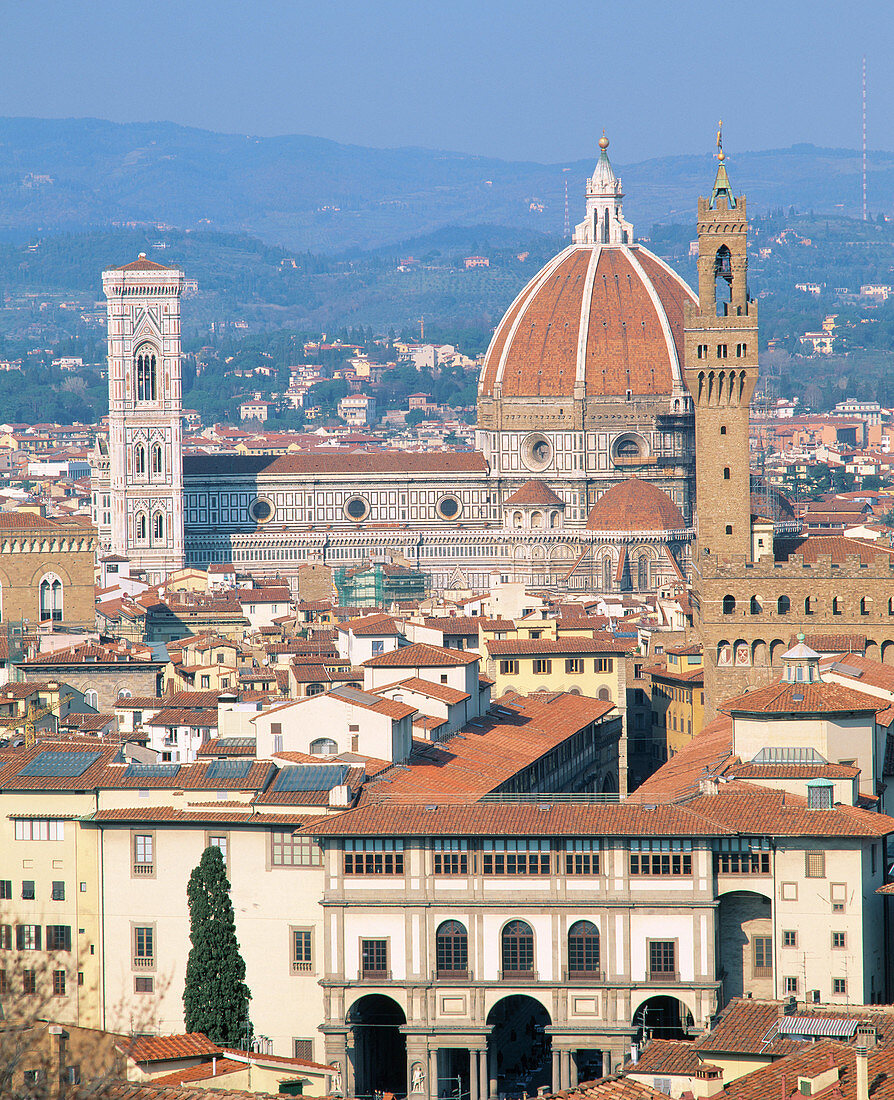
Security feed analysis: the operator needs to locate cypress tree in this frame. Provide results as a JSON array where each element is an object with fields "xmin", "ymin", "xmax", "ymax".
[{"xmin": 183, "ymin": 845, "xmax": 251, "ymax": 1045}]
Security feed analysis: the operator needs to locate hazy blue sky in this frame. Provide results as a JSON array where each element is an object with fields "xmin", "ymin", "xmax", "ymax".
[{"xmin": 4, "ymin": 0, "xmax": 891, "ymax": 163}]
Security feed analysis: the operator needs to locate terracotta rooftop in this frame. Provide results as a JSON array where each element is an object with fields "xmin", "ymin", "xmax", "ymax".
[
  {"xmin": 543, "ymin": 1078, "xmax": 663, "ymax": 1100},
  {"xmin": 503, "ymin": 479, "xmax": 567, "ymax": 507},
  {"xmin": 125, "ymin": 1032, "xmax": 220, "ymax": 1063},
  {"xmin": 774, "ymin": 534, "xmax": 894, "ymax": 565},
  {"xmin": 184, "ymin": 451, "xmax": 488, "ymax": 477},
  {"xmin": 486, "ymin": 637, "xmax": 631, "ymax": 656},
  {"xmin": 585, "ymin": 478, "xmax": 687, "ymax": 533},
  {"xmin": 375, "ymin": 677, "xmax": 470, "ymax": 705},
  {"xmin": 479, "ymin": 244, "xmax": 695, "ymax": 400},
  {"xmin": 358, "ymin": 692, "xmax": 616, "ymax": 800},
  {"xmin": 720, "ymin": 680, "xmax": 884, "ymax": 716},
  {"xmin": 112, "ymin": 254, "xmax": 174, "ymax": 272},
  {"xmin": 363, "ymin": 642, "xmax": 480, "ymax": 668},
  {"xmin": 623, "ymin": 1039, "xmax": 701, "ymax": 1077},
  {"xmin": 627, "ymin": 716, "xmax": 733, "ymax": 803}
]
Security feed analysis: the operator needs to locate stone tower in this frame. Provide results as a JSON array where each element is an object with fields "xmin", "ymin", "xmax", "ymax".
[
  {"xmin": 682, "ymin": 150, "xmax": 758, "ymax": 562},
  {"xmin": 102, "ymin": 254, "xmax": 185, "ymax": 582}
]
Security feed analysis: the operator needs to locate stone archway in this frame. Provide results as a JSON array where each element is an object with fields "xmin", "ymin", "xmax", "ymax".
[
  {"xmin": 486, "ymin": 995, "xmax": 551, "ymax": 1097},
  {"xmin": 347, "ymin": 994, "xmax": 407, "ymax": 1100},
  {"xmin": 717, "ymin": 890, "xmax": 773, "ymax": 1004},
  {"xmin": 632, "ymin": 996, "xmax": 693, "ymax": 1042}
]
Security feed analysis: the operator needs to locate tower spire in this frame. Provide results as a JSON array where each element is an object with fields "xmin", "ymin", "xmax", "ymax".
[
  {"xmin": 710, "ymin": 120, "xmax": 736, "ymax": 209},
  {"xmin": 572, "ymin": 131, "xmax": 633, "ymax": 245}
]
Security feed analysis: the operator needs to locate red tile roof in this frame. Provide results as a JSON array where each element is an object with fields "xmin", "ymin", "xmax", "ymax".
[
  {"xmin": 623, "ymin": 1039, "xmax": 701, "ymax": 1077},
  {"xmin": 364, "ymin": 642, "xmax": 480, "ymax": 668},
  {"xmin": 486, "ymin": 637, "xmax": 631, "ymax": 656},
  {"xmin": 356, "ymin": 692, "xmax": 616, "ymax": 799},
  {"xmin": 503, "ymin": 480, "xmax": 566, "ymax": 507},
  {"xmin": 627, "ymin": 716, "xmax": 733, "ymax": 803},
  {"xmin": 720, "ymin": 681, "xmax": 884, "ymax": 716},
  {"xmin": 586, "ymin": 478, "xmax": 687, "ymax": 533},
  {"xmin": 184, "ymin": 451, "xmax": 488, "ymax": 477},
  {"xmin": 375, "ymin": 677, "xmax": 470, "ymax": 705},
  {"xmin": 125, "ymin": 1032, "xmax": 220, "ymax": 1063},
  {"xmin": 479, "ymin": 244, "xmax": 695, "ymax": 400},
  {"xmin": 113, "ymin": 255, "xmax": 174, "ymax": 272}
]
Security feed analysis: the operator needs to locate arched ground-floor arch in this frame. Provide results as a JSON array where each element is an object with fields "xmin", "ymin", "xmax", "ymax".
[
  {"xmin": 717, "ymin": 889, "xmax": 773, "ymax": 1003},
  {"xmin": 486, "ymin": 994, "xmax": 551, "ymax": 1098},
  {"xmin": 347, "ymin": 994, "xmax": 407, "ymax": 1100},
  {"xmin": 632, "ymin": 995, "xmax": 694, "ymax": 1042}
]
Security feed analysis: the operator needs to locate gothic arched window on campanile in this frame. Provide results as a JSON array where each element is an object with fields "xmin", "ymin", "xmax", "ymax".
[
  {"xmin": 135, "ymin": 344, "xmax": 157, "ymax": 402},
  {"xmin": 151, "ymin": 443, "xmax": 163, "ymax": 475},
  {"xmin": 134, "ymin": 444, "xmax": 146, "ymax": 475},
  {"xmin": 153, "ymin": 512, "xmax": 164, "ymax": 542}
]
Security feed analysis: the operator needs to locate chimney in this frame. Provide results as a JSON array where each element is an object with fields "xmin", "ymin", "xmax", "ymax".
[{"xmin": 855, "ymin": 1045, "xmax": 869, "ymax": 1100}]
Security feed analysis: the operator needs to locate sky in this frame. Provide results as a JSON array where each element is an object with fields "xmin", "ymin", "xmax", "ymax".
[{"xmin": 3, "ymin": 0, "xmax": 892, "ymax": 164}]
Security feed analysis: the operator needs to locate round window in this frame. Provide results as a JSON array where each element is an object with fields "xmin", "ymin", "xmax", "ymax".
[
  {"xmin": 612, "ymin": 433, "xmax": 648, "ymax": 463},
  {"xmin": 521, "ymin": 433, "xmax": 553, "ymax": 472},
  {"xmin": 436, "ymin": 495, "xmax": 461, "ymax": 520},
  {"xmin": 249, "ymin": 498, "xmax": 274, "ymax": 523},
  {"xmin": 344, "ymin": 496, "xmax": 370, "ymax": 522}
]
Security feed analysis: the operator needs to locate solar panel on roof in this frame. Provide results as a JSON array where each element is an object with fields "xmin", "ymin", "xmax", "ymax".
[
  {"xmin": 18, "ymin": 750, "xmax": 102, "ymax": 778},
  {"xmin": 273, "ymin": 764, "xmax": 350, "ymax": 792},
  {"xmin": 123, "ymin": 763, "xmax": 181, "ymax": 778},
  {"xmin": 206, "ymin": 759, "xmax": 253, "ymax": 781}
]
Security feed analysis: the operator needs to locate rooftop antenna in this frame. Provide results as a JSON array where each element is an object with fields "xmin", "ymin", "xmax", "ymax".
[
  {"xmin": 563, "ymin": 168, "xmax": 571, "ymax": 240},
  {"xmin": 862, "ymin": 56, "xmax": 867, "ymax": 221}
]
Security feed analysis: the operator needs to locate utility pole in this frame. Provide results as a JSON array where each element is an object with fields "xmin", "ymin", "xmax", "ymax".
[{"xmin": 862, "ymin": 55, "xmax": 867, "ymax": 221}]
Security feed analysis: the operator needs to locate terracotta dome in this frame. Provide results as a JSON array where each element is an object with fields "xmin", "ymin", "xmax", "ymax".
[
  {"xmin": 585, "ymin": 477, "xmax": 687, "ymax": 532},
  {"xmin": 479, "ymin": 244, "xmax": 696, "ymax": 400}
]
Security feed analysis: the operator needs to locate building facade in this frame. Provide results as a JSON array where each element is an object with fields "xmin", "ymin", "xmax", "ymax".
[{"xmin": 92, "ymin": 141, "xmax": 701, "ymax": 593}]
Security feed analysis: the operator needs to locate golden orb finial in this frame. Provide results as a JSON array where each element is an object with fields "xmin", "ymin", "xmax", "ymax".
[
  {"xmin": 718, "ymin": 149, "xmax": 725, "ymax": 162},
  {"xmin": 599, "ymin": 130, "xmax": 609, "ymax": 151}
]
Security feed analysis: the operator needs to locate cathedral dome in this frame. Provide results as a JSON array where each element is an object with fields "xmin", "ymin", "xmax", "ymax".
[
  {"xmin": 479, "ymin": 137, "xmax": 696, "ymax": 402},
  {"xmin": 478, "ymin": 243, "xmax": 696, "ymax": 400},
  {"xmin": 585, "ymin": 477, "xmax": 686, "ymax": 533}
]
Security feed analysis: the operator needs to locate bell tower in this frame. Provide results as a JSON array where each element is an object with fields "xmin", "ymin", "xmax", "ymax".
[
  {"xmin": 682, "ymin": 137, "xmax": 758, "ymax": 562},
  {"xmin": 103, "ymin": 254, "xmax": 185, "ymax": 582}
]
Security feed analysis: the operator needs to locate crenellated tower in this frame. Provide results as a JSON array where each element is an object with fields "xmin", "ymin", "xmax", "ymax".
[
  {"xmin": 682, "ymin": 144, "xmax": 758, "ymax": 563},
  {"xmin": 102, "ymin": 254, "xmax": 185, "ymax": 582}
]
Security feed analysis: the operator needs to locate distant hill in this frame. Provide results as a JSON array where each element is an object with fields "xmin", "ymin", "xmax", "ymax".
[{"xmin": 0, "ymin": 118, "xmax": 892, "ymax": 250}]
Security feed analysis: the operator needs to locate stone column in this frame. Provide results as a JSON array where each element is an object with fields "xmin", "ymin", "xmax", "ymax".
[
  {"xmin": 561, "ymin": 1051, "xmax": 571, "ymax": 1090},
  {"xmin": 569, "ymin": 1052, "xmax": 578, "ymax": 1088},
  {"xmin": 601, "ymin": 1051, "xmax": 612, "ymax": 1077},
  {"xmin": 430, "ymin": 1047, "xmax": 439, "ymax": 1100},
  {"xmin": 469, "ymin": 1051, "xmax": 479, "ymax": 1100},
  {"xmin": 479, "ymin": 1050, "xmax": 488, "ymax": 1100},
  {"xmin": 552, "ymin": 1050, "xmax": 561, "ymax": 1093},
  {"xmin": 489, "ymin": 1047, "xmax": 498, "ymax": 1099}
]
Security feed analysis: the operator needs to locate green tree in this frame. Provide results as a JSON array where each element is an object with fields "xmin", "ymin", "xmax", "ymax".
[{"xmin": 183, "ymin": 845, "xmax": 251, "ymax": 1045}]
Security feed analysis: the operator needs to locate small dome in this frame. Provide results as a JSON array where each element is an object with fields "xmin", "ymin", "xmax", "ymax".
[{"xmin": 585, "ymin": 477, "xmax": 686, "ymax": 532}]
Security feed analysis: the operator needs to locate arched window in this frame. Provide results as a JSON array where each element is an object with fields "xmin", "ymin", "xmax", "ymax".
[
  {"xmin": 117, "ymin": 689, "xmax": 132, "ymax": 700},
  {"xmin": 637, "ymin": 556, "xmax": 648, "ymax": 591},
  {"xmin": 151, "ymin": 443, "xmax": 163, "ymax": 475},
  {"xmin": 777, "ymin": 595, "xmax": 790, "ymax": 615},
  {"xmin": 501, "ymin": 920, "xmax": 534, "ymax": 976},
  {"xmin": 550, "ymin": 511, "xmax": 559, "ymax": 528},
  {"xmin": 833, "ymin": 597, "xmax": 842, "ymax": 616},
  {"xmin": 597, "ymin": 687, "xmax": 612, "ymax": 702},
  {"xmin": 135, "ymin": 345, "xmax": 157, "ymax": 402},
  {"xmin": 513, "ymin": 511, "xmax": 523, "ymax": 529},
  {"xmin": 306, "ymin": 683, "xmax": 324, "ymax": 697},
  {"xmin": 749, "ymin": 596, "xmax": 762, "ymax": 615},
  {"xmin": 436, "ymin": 921, "xmax": 468, "ymax": 976},
  {"xmin": 134, "ymin": 444, "xmax": 146, "ymax": 474},
  {"xmin": 309, "ymin": 737, "xmax": 337, "ymax": 755},
  {"xmin": 39, "ymin": 575, "xmax": 63, "ymax": 622},
  {"xmin": 722, "ymin": 594, "xmax": 736, "ymax": 615},
  {"xmin": 567, "ymin": 921, "xmax": 600, "ymax": 978},
  {"xmin": 602, "ymin": 557, "xmax": 612, "ymax": 592},
  {"xmin": 805, "ymin": 597, "xmax": 815, "ymax": 615},
  {"xmin": 723, "ymin": 467, "xmax": 730, "ymax": 480},
  {"xmin": 136, "ymin": 512, "xmax": 147, "ymax": 541},
  {"xmin": 861, "ymin": 597, "xmax": 871, "ymax": 616},
  {"xmin": 153, "ymin": 512, "xmax": 164, "ymax": 541},
  {"xmin": 84, "ymin": 690, "xmax": 98, "ymax": 710}
]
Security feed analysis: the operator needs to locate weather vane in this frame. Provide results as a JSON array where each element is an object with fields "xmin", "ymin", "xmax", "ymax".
[{"xmin": 715, "ymin": 120, "xmax": 725, "ymax": 162}]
